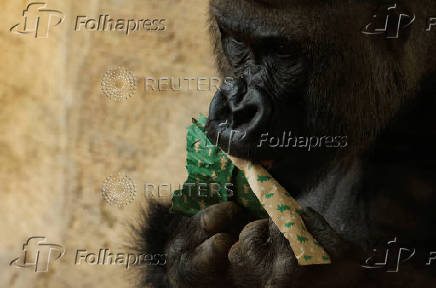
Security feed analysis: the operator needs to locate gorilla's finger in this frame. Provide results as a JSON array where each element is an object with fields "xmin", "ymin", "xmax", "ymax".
[
  {"xmin": 301, "ymin": 207, "xmax": 335, "ymax": 234},
  {"xmin": 198, "ymin": 201, "xmax": 242, "ymax": 234},
  {"xmin": 170, "ymin": 202, "xmax": 241, "ymax": 253},
  {"xmin": 229, "ymin": 219, "xmax": 270, "ymax": 265},
  {"xmin": 300, "ymin": 207, "xmax": 347, "ymax": 258},
  {"xmin": 167, "ymin": 231, "xmax": 235, "ymax": 287},
  {"xmin": 190, "ymin": 233, "xmax": 235, "ymax": 271},
  {"xmin": 267, "ymin": 218, "xmax": 296, "ymax": 252},
  {"xmin": 239, "ymin": 219, "xmax": 269, "ymax": 243}
]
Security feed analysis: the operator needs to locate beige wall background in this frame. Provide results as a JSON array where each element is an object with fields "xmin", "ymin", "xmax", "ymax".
[{"xmin": 0, "ymin": 0, "xmax": 216, "ymax": 287}]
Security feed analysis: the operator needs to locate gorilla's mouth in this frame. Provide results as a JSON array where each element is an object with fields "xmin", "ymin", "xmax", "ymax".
[
  {"xmin": 205, "ymin": 71, "xmax": 308, "ymax": 162},
  {"xmin": 205, "ymin": 77, "xmax": 274, "ymax": 161}
]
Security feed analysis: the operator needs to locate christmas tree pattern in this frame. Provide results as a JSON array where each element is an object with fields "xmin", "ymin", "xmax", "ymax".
[
  {"xmin": 297, "ymin": 235, "xmax": 309, "ymax": 243},
  {"xmin": 174, "ymin": 115, "xmax": 332, "ymax": 266},
  {"xmin": 314, "ymin": 240, "xmax": 322, "ymax": 247},
  {"xmin": 296, "ymin": 208, "xmax": 304, "ymax": 216},
  {"xmin": 277, "ymin": 204, "xmax": 291, "ymax": 213},
  {"xmin": 265, "ymin": 193, "xmax": 275, "ymax": 199},
  {"xmin": 171, "ymin": 114, "xmax": 268, "ymax": 219},
  {"xmin": 257, "ymin": 175, "xmax": 272, "ymax": 182}
]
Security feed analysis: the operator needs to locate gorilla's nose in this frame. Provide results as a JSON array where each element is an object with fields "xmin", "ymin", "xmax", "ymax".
[{"xmin": 206, "ymin": 76, "xmax": 272, "ymax": 158}]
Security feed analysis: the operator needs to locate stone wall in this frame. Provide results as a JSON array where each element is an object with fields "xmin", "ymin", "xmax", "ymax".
[{"xmin": 0, "ymin": 0, "xmax": 215, "ymax": 287}]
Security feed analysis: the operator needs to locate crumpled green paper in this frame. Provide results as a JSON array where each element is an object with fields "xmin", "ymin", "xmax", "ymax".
[
  {"xmin": 171, "ymin": 115, "xmax": 330, "ymax": 265},
  {"xmin": 171, "ymin": 114, "xmax": 268, "ymax": 219}
]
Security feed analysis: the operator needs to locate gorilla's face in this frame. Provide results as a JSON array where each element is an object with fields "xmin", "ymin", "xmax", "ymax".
[{"xmin": 205, "ymin": 0, "xmax": 433, "ymax": 166}]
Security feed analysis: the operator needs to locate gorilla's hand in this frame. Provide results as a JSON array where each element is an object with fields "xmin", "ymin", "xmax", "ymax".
[
  {"xmin": 227, "ymin": 208, "xmax": 366, "ymax": 288},
  {"xmin": 166, "ymin": 202, "xmax": 243, "ymax": 288}
]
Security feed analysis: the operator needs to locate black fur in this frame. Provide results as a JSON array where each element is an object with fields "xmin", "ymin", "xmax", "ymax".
[
  {"xmin": 131, "ymin": 0, "xmax": 436, "ymax": 287},
  {"xmin": 130, "ymin": 201, "xmax": 178, "ymax": 288}
]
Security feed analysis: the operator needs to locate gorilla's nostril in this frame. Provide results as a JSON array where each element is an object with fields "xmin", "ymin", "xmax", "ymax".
[
  {"xmin": 207, "ymin": 78, "xmax": 271, "ymax": 159},
  {"xmin": 224, "ymin": 77, "xmax": 245, "ymax": 94},
  {"xmin": 232, "ymin": 105, "xmax": 258, "ymax": 128}
]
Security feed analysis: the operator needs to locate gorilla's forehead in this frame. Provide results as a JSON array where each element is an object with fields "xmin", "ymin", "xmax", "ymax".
[{"xmin": 210, "ymin": 0, "xmax": 376, "ymax": 41}]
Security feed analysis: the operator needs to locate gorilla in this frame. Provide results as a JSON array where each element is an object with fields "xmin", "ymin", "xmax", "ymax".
[{"xmin": 132, "ymin": 0, "xmax": 436, "ymax": 287}]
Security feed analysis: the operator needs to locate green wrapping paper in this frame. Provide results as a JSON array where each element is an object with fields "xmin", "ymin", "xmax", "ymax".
[
  {"xmin": 171, "ymin": 115, "xmax": 331, "ymax": 265},
  {"xmin": 171, "ymin": 114, "xmax": 268, "ymax": 219}
]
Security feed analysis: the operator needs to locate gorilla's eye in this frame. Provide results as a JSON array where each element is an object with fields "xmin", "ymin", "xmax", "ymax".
[
  {"xmin": 222, "ymin": 35, "xmax": 251, "ymax": 69},
  {"xmin": 230, "ymin": 37, "xmax": 244, "ymax": 46},
  {"xmin": 269, "ymin": 39, "xmax": 299, "ymax": 58},
  {"xmin": 277, "ymin": 44, "xmax": 291, "ymax": 56}
]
